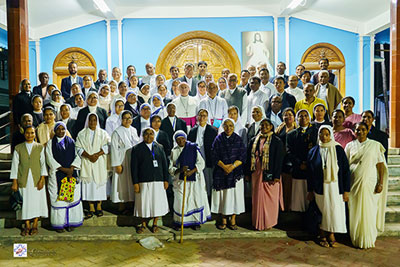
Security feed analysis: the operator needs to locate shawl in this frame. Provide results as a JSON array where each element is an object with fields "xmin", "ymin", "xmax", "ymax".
[
  {"xmin": 318, "ymin": 125, "xmax": 339, "ymax": 183},
  {"xmin": 212, "ymin": 132, "xmax": 246, "ymax": 190},
  {"xmin": 250, "ymin": 131, "xmax": 273, "ymax": 172},
  {"xmin": 175, "ymin": 141, "xmax": 199, "ymax": 181}
]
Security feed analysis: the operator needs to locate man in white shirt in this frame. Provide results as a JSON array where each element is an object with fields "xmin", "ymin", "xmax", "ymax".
[
  {"xmin": 166, "ymin": 66, "xmax": 180, "ymax": 93},
  {"xmin": 178, "ymin": 63, "xmax": 199, "ymax": 96},
  {"xmin": 259, "ymin": 68, "xmax": 276, "ymax": 98},
  {"xmin": 112, "ymin": 67, "xmax": 123, "ymax": 84},
  {"xmin": 219, "ymin": 73, "xmax": 248, "ymax": 126},
  {"xmin": 199, "ymin": 81, "xmax": 228, "ymax": 128},
  {"xmin": 141, "ymin": 63, "xmax": 156, "ymax": 90},
  {"xmin": 285, "ymin": 75, "xmax": 305, "ymax": 102},
  {"xmin": 267, "ymin": 95, "xmax": 283, "ymax": 129},
  {"xmin": 247, "ymin": 76, "xmax": 269, "ymax": 125},
  {"xmin": 239, "ymin": 70, "xmax": 251, "ymax": 94}
]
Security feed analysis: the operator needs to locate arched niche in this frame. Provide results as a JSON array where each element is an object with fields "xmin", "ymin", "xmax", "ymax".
[
  {"xmin": 52, "ymin": 47, "xmax": 97, "ymax": 89},
  {"xmin": 301, "ymin": 43, "xmax": 345, "ymax": 96},
  {"xmin": 156, "ymin": 31, "xmax": 241, "ymax": 80}
]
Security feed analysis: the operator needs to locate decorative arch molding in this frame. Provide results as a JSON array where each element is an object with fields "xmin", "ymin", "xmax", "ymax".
[
  {"xmin": 300, "ymin": 42, "xmax": 346, "ymax": 96},
  {"xmin": 52, "ymin": 47, "xmax": 97, "ymax": 89},
  {"xmin": 156, "ymin": 31, "xmax": 241, "ymax": 80}
]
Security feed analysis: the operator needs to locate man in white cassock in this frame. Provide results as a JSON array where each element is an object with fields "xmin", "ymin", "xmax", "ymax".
[
  {"xmin": 198, "ymin": 81, "xmax": 228, "ymax": 129},
  {"xmin": 172, "ymin": 82, "xmax": 199, "ymax": 131}
]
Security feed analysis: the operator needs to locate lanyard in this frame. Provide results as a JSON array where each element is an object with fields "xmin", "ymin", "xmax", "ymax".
[
  {"xmin": 151, "ymin": 142, "xmax": 155, "ymax": 160},
  {"xmin": 172, "ymin": 117, "xmax": 176, "ymax": 130}
]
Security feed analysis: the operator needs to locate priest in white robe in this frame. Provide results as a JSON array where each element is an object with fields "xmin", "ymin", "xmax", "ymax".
[
  {"xmin": 198, "ymin": 81, "xmax": 228, "ymax": 129},
  {"xmin": 172, "ymin": 82, "xmax": 199, "ymax": 131}
]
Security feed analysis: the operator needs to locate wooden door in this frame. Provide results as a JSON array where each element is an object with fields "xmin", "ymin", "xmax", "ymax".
[
  {"xmin": 156, "ymin": 31, "xmax": 241, "ymax": 80},
  {"xmin": 52, "ymin": 47, "xmax": 97, "ymax": 89}
]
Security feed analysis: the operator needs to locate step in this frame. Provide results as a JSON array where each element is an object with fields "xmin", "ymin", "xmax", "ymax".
[
  {"xmin": 388, "ymin": 155, "xmax": 400, "ymax": 165},
  {"xmin": 0, "ymin": 195, "xmax": 11, "ymax": 211},
  {"xmin": 389, "ymin": 148, "xmax": 400, "ymax": 155},
  {"xmin": 388, "ymin": 177, "xmax": 400, "ymax": 191},
  {"xmin": 389, "ymin": 165, "xmax": 400, "ymax": 177},
  {"xmin": 0, "ymin": 152, "xmax": 11, "ymax": 160},
  {"xmin": 387, "ymin": 191, "xmax": 400, "ymax": 206},
  {"xmin": 385, "ymin": 206, "xmax": 400, "ymax": 223},
  {"xmin": 0, "ymin": 169, "xmax": 10, "ymax": 181},
  {"xmin": 383, "ymin": 223, "xmax": 400, "ymax": 236}
]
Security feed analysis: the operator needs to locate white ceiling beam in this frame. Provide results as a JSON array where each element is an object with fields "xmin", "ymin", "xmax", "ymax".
[
  {"xmin": 118, "ymin": 5, "xmax": 279, "ymax": 18},
  {"xmin": 33, "ymin": 14, "xmax": 104, "ymax": 39},
  {"xmin": 361, "ymin": 10, "xmax": 390, "ymax": 35},
  {"xmin": 292, "ymin": 9, "xmax": 362, "ymax": 33}
]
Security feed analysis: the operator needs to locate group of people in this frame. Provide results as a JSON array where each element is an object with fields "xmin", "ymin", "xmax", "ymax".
[{"xmin": 10, "ymin": 58, "xmax": 389, "ymax": 249}]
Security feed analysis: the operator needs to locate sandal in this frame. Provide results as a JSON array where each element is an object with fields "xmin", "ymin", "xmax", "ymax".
[
  {"xmin": 95, "ymin": 210, "xmax": 104, "ymax": 217},
  {"xmin": 151, "ymin": 225, "xmax": 159, "ymax": 233},
  {"xmin": 319, "ymin": 237, "xmax": 330, "ymax": 248},
  {"xmin": 136, "ymin": 225, "xmax": 146, "ymax": 234},
  {"xmin": 21, "ymin": 228, "xmax": 30, "ymax": 236},
  {"xmin": 30, "ymin": 228, "xmax": 38, "ymax": 236},
  {"xmin": 216, "ymin": 223, "xmax": 226, "ymax": 230},
  {"xmin": 329, "ymin": 240, "xmax": 339, "ymax": 248},
  {"xmin": 85, "ymin": 211, "xmax": 94, "ymax": 219},
  {"xmin": 228, "ymin": 223, "xmax": 238, "ymax": 230}
]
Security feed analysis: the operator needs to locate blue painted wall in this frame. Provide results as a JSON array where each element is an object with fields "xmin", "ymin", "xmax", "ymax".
[
  {"xmin": 0, "ymin": 28, "xmax": 7, "ymax": 48},
  {"xmin": 375, "ymin": 28, "xmax": 390, "ymax": 44},
  {"xmin": 29, "ymin": 41, "xmax": 37, "ymax": 82},
  {"xmin": 289, "ymin": 18, "xmax": 360, "ymax": 110},
  {"xmin": 277, "ymin": 17, "xmax": 286, "ymax": 64},
  {"xmin": 110, "ymin": 20, "xmax": 119, "ymax": 69},
  {"xmin": 39, "ymin": 21, "xmax": 108, "ymax": 84},
  {"xmin": 362, "ymin": 36, "xmax": 371, "ymax": 111},
  {"xmin": 122, "ymin": 17, "xmax": 274, "ymax": 76}
]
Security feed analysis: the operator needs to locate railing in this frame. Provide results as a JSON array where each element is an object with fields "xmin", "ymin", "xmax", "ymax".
[{"xmin": 0, "ymin": 111, "xmax": 11, "ymax": 152}]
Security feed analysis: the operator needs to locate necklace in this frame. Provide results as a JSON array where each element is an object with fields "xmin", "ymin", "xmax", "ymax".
[{"xmin": 180, "ymin": 96, "xmax": 189, "ymax": 117}]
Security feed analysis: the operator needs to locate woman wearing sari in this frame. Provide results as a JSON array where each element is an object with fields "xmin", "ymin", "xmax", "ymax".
[
  {"xmin": 345, "ymin": 122, "xmax": 388, "ymax": 249},
  {"xmin": 110, "ymin": 110, "xmax": 139, "ymax": 213},
  {"xmin": 169, "ymin": 130, "xmax": 211, "ymax": 230},
  {"xmin": 46, "ymin": 122, "xmax": 83, "ymax": 232},
  {"xmin": 211, "ymin": 118, "xmax": 246, "ymax": 230},
  {"xmin": 246, "ymin": 118, "xmax": 284, "ymax": 230}
]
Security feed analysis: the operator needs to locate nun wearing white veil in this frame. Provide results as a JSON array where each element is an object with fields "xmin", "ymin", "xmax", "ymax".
[
  {"xmin": 76, "ymin": 113, "xmax": 110, "ymax": 218},
  {"xmin": 110, "ymin": 110, "xmax": 140, "ymax": 211},
  {"xmin": 169, "ymin": 130, "xmax": 211, "ymax": 230},
  {"xmin": 219, "ymin": 105, "xmax": 248, "ymax": 147}
]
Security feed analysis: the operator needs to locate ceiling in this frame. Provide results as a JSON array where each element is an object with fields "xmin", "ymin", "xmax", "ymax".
[{"xmin": 0, "ymin": 0, "xmax": 391, "ymax": 39}]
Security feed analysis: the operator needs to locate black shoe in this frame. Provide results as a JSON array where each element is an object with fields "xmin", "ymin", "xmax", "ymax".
[
  {"xmin": 56, "ymin": 229, "xmax": 65, "ymax": 233},
  {"xmin": 66, "ymin": 227, "xmax": 74, "ymax": 232},
  {"xmin": 94, "ymin": 210, "xmax": 104, "ymax": 217},
  {"xmin": 85, "ymin": 211, "xmax": 94, "ymax": 220}
]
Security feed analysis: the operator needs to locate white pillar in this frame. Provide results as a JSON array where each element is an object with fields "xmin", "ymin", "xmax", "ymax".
[
  {"xmin": 35, "ymin": 40, "xmax": 40, "ymax": 84},
  {"xmin": 106, "ymin": 19, "xmax": 112, "ymax": 78},
  {"xmin": 118, "ymin": 19, "xmax": 123, "ymax": 71},
  {"xmin": 285, "ymin": 16, "xmax": 290, "ymax": 73},
  {"xmin": 274, "ymin": 16, "xmax": 278, "ymax": 74},
  {"xmin": 370, "ymin": 35, "xmax": 375, "ymax": 111},
  {"xmin": 358, "ymin": 35, "xmax": 364, "ymax": 113}
]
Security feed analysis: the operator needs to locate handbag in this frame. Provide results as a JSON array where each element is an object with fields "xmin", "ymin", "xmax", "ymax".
[
  {"xmin": 9, "ymin": 191, "xmax": 23, "ymax": 211},
  {"xmin": 57, "ymin": 177, "xmax": 76, "ymax": 202}
]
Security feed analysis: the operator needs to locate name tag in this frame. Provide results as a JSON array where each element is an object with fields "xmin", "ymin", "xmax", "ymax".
[{"xmin": 153, "ymin": 160, "xmax": 158, "ymax": 167}]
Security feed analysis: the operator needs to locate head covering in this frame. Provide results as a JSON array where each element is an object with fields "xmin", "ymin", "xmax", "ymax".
[
  {"xmin": 318, "ymin": 125, "xmax": 339, "ymax": 183},
  {"xmin": 173, "ymin": 130, "xmax": 187, "ymax": 142},
  {"xmin": 74, "ymin": 92, "xmax": 85, "ymax": 101},
  {"xmin": 54, "ymin": 121, "xmax": 67, "ymax": 144},
  {"xmin": 151, "ymin": 93, "xmax": 163, "ymax": 107},
  {"xmin": 221, "ymin": 118, "xmax": 236, "ymax": 134},
  {"xmin": 251, "ymin": 105, "xmax": 266, "ymax": 123},
  {"xmin": 196, "ymin": 80, "xmax": 208, "ymax": 100},
  {"xmin": 51, "ymin": 89, "xmax": 62, "ymax": 101},
  {"xmin": 54, "ymin": 121, "xmax": 66, "ymax": 132},
  {"xmin": 86, "ymin": 91, "xmax": 99, "ymax": 107},
  {"xmin": 119, "ymin": 110, "xmax": 133, "ymax": 125},
  {"xmin": 31, "ymin": 94, "xmax": 43, "ymax": 105},
  {"xmin": 218, "ymin": 77, "xmax": 228, "ymax": 90},
  {"xmin": 19, "ymin": 79, "xmax": 30, "ymax": 93},
  {"xmin": 296, "ymin": 109, "xmax": 311, "ymax": 126},
  {"xmin": 220, "ymin": 106, "xmax": 243, "ymax": 135},
  {"xmin": 115, "ymin": 110, "xmax": 140, "ymax": 146},
  {"xmin": 110, "ymin": 97, "xmax": 126, "ymax": 115},
  {"xmin": 138, "ymin": 84, "xmax": 151, "ymax": 103},
  {"xmin": 139, "ymin": 127, "xmax": 156, "ymax": 143},
  {"xmin": 84, "ymin": 112, "xmax": 100, "ymax": 130},
  {"xmin": 126, "ymin": 90, "xmax": 137, "ymax": 100}
]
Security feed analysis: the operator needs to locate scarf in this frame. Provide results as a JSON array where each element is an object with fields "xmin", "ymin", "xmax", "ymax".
[
  {"xmin": 275, "ymin": 121, "xmax": 297, "ymax": 134},
  {"xmin": 138, "ymin": 90, "xmax": 151, "ymax": 103},
  {"xmin": 250, "ymin": 131, "xmax": 273, "ymax": 172},
  {"xmin": 318, "ymin": 125, "xmax": 339, "ymax": 183}
]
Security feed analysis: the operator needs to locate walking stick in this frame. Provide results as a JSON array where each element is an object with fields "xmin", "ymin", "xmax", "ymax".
[{"xmin": 180, "ymin": 166, "xmax": 188, "ymax": 244}]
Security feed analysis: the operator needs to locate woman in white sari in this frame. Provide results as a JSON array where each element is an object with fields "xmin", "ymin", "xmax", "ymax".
[
  {"xmin": 169, "ymin": 130, "xmax": 211, "ymax": 230},
  {"xmin": 76, "ymin": 113, "xmax": 110, "ymax": 219},
  {"xmin": 110, "ymin": 110, "xmax": 139, "ymax": 213},
  {"xmin": 46, "ymin": 122, "xmax": 83, "ymax": 232},
  {"xmin": 345, "ymin": 122, "xmax": 388, "ymax": 249}
]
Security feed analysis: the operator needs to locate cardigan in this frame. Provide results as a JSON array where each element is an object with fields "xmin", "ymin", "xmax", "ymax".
[{"xmin": 188, "ymin": 124, "xmax": 218, "ymax": 168}]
